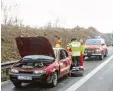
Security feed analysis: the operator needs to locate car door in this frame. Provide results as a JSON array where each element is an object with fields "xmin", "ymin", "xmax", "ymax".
[
  {"xmin": 63, "ymin": 50, "xmax": 72, "ymax": 74},
  {"xmin": 59, "ymin": 49, "xmax": 68, "ymax": 77}
]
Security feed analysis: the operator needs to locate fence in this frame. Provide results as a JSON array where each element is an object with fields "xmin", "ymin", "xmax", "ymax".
[{"xmin": 1, "ymin": 61, "xmax": 18, "ymax": 82}]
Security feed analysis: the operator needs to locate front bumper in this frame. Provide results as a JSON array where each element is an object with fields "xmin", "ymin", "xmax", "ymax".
[
  {"xmin": 9, "ymin": 73, "xmax": 52, "ymax": 83},
  {"xmin": 84, "ymin": 53, "xmax": 102, "ymax": 56}
]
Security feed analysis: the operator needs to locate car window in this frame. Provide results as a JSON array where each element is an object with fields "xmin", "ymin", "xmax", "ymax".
[
  {"xmin": 63, "ymin": 50, "xmax": 69, "ymax": 58},
  {"xmin": 59, "ymin": 50, "xmax": 66, "ymax": 60},
  {"xmin": 101, "ymin": 39, "xmax": 106, "ymax": 45}
]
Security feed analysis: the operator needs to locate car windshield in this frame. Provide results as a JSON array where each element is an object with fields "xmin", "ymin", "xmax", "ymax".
[
  {"xmin": 85, "ymin": 39, "xmax": 101, "ymax": 45},
  {"xmin": 20, "ymin": 55, "xmax": 54, "ymax": 63},
  {"xmin": 23, "ymin": 55, "xmax": 54, "ymax": 60}
]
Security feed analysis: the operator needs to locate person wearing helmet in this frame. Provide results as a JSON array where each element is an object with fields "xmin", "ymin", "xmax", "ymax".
[
  {"xmin": 55, "ymin": 37, "xmax": 62, "ymax": 48},
  {"xmin": 69, "ymin": 38, "xmax": 81, "ymax": 68}
]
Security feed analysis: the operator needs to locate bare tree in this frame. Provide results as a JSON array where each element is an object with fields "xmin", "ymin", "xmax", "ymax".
[
  {"xmin": 47, "ymin": 21, "xmax": 52, "ymax": 28},
  {"xmin": 54, "ymin": 17, "xmax": 60, "ymax": 28},
  {"xmin": 88, "ymin": 27, "xmax": 97, "ymax": 32},
  {"xmin": 1, "ymin": 0, "xmax": 20, "ymax": 26}
]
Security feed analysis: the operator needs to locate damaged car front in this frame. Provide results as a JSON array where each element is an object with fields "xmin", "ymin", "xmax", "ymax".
[{"xmin": 9, "ymin": 36, "xmax": 58, "ymax": 87}]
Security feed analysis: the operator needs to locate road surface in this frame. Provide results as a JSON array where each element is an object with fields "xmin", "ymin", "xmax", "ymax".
[{"xmin": 1, "ymin": 46, "xmax": 113, "ymax": 91}]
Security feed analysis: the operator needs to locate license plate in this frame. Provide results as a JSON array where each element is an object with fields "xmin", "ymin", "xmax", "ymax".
[{"xmin": 18, "ymin": 76, "xmax": 32, "ymax": 80}]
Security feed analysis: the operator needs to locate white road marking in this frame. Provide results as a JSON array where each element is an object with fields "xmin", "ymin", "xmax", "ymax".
[{"xmin": 65, "ymin": 55, "xmax": 113, "ymax": 91}]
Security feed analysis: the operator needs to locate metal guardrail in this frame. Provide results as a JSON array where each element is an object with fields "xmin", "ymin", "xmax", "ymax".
[
  {"xmin": 1, "ymin": 60, "xmax": 19, "ymax": 82},
  {"xmin": 1, "ymin": 60, "xmax": 19, "ymax": 69}
]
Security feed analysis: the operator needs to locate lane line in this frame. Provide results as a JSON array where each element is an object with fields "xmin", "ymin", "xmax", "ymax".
[{"xmin": 65, "ymin": 54, "xmax": 113, "ymax": 91}]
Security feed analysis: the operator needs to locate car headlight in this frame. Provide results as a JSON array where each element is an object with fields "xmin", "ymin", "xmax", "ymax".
[
  {"xmin": 33, "ymin": 70, "xmax": 46, "ymax": 74},
  {"xmin": 10, "ymin": 69, "xmax": 19, "ymax": 73},
  {"xmin": 96, "ymin": 49, "xmax": 100, "ymax": 52}
]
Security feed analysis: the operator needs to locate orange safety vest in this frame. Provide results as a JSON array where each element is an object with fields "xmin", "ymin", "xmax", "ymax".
[{"xmin": 56, "ymin": 40, "xmax": 62, "ymax": 48}]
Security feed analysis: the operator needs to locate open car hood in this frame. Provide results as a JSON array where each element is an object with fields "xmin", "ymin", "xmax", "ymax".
[{"xmin": 15, "ymin": 36, "xmax": 55, "ymax": 58}]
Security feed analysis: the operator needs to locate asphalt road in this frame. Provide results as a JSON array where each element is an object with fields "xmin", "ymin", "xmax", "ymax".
[
  {"xmin": 1, "ymin": 46, "xmax": 113, "ymax": 91},
  {"xmin": 76, "ymin": 55, "xmax": 113, "ymax": 91}
]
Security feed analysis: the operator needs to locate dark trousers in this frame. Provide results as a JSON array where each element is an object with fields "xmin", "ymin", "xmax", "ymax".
[{"xmin": 72, "ymin": 56, "xmax": 80, "ymax": 67}]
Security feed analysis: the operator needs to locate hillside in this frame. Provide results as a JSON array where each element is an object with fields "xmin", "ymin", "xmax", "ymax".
[{"xmin": 1, "ymin": 25, "xmax": 111, "ymax": 62}]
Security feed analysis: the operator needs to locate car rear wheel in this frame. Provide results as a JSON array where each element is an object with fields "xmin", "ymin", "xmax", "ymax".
[
  {"xmin": 12, "ymin": 81, "xmax": 22, "ymax": 88},
  {"xmin": 71, "ymin": 70, "xmax": 83, "ymax": 77},
  {"xmin": 50, "ymin": 72, "xmax": 58, "ymax": 87}
]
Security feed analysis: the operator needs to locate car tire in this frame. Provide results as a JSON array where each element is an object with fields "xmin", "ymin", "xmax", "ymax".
[
  {"xmin": 50, "ymin": 72, "xmax": 58, "ymax": 87},
  {"xmin": 71, "ymin": 70, "xmax": 83, "ymax": 77},
  {"xmin": 12, "ymin": 81, "xmax": 22, "ymax": 88},
  {"xmin": 99, "ymin": 54, "xmax": 104, "ymax": 60},
  {"xmin": 104, "ymin": 50, "xmax": 108, "ymax": 57}
]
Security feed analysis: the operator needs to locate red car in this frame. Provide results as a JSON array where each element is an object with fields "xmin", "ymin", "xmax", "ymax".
[
  {"xmin": 9, "ymin": 36, "xmax": 72, "ymax": 88},
  {"xmin": 84, "ymin": 36, "xmax": 108, "ymax": 60}
]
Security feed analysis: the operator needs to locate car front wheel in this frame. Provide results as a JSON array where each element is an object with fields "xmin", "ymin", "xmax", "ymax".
[
  {"xmin": 50, "ymin": 72, "xmax": 58, "ymax": 87},
  {"xmin": 99, "ymin": 54, "xmax": 104, "ymax": 60},
  {"xmin": 12, "ymin": 81, "xmax": 22, "ymax": 88}
]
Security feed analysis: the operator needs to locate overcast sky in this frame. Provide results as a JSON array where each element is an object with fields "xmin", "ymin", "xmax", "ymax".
[{"xmin": 2, "ymin": 0, "xmax": 113, "ymax": 33}]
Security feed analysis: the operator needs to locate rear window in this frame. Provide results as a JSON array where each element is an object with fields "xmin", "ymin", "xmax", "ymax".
[{"xmin": 85, "ymin": 39, "xmax": 101, "ymax": 45}]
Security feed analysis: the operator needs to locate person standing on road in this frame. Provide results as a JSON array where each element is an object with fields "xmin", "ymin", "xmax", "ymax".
[
  {"xmin": 55, "ymin": 37, "xmax": 62, "ymax": 48},
  {"xmin": 69, "ymin": 38, "xmax": 81, "ymax": 68},
  {"xmin": 80, "ymin": 39, "xmax": 85, "ymax": 70},
  {"xmin": 66, "ymin": 43, "xmax": 72, "ymax": 58}
]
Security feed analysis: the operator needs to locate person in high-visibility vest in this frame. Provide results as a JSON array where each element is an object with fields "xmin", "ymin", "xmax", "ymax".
[
  {"xmin": 69, "ymin": 38, "xmax": 81, "ymax": 67},
  {"xmin": 80, "ymin": 39, "xmax": 85, "ymax": 70},
  {"xmin": 55, "ymin": 37, "xmax": 62, "ymax": 48},
  {"xmin": 66, "ymin": 43, "xmax": 72, "ymax": 58}
]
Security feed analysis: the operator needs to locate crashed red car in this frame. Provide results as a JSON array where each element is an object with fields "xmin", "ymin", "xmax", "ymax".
[{"xmin": 9, "ymin": 36, "xmax": 72, "ymax": 88}]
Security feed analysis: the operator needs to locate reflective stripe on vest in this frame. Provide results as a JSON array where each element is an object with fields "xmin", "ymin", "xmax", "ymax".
[
  {"xmin": 71, "ymin": 42, "xmax": 80, "ymax": 47},
  {"xmin": 72, "ymin": 52, "xmax": 80, "ymax": 56}
]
